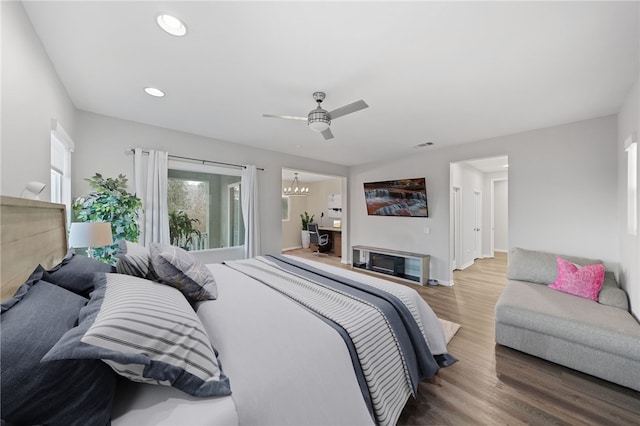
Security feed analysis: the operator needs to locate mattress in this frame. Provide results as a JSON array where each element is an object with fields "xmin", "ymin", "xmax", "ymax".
[{"xmin": 111, "ymin": 379, "xmax": 238, "ymax": 426}]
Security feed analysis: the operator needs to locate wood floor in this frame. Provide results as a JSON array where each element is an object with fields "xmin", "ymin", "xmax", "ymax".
[{"xmin": 284, "ymin": 249, "xmax": 640, "ymax": 425}]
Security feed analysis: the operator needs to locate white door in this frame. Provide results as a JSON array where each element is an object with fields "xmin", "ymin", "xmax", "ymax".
[
  {"xmin": 453, "ymin": 187, "xmax": 462, "ymax": 270},
  {"xmin": 473, "ymin": 191, "xmax": 482, "ymax": 260}
]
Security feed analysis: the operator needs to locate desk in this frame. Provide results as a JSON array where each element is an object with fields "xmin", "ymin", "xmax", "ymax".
[{"xmin": 318, "ymin": 227, "xmax": 342, "ymax": 257}]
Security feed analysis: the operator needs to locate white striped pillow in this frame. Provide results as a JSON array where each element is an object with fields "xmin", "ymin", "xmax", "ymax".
[
  {"xmin": 42, "ymin": 273, "xmax": 231, "ymax": 397},
  {"xmin": 115, "ymin": 240, "xmax": 157, "ymax": 280}
]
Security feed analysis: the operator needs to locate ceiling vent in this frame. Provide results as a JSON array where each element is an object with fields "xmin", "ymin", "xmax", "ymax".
[{"xmin": 413, "ymin": 142, "xmax": 434, "ymax": 148}]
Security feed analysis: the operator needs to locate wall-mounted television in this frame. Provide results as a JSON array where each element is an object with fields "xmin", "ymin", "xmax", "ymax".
[{"xmin": 363, "ymin": 177, "xmax": 428, "ymax": 217}]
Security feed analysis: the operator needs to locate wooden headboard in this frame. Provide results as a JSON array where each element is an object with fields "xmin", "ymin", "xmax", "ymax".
[{"xmin": 0, "ymin": 196, "xmax": 68, "ymax": 301}]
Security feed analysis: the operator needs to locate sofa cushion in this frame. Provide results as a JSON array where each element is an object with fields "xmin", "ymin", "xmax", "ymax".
[
  {"xmin": 507, "ymin": 247, "xmax": 602, "ymax": 285},
  {"xmin": 598, "ymin": 272, "xmax": 629, "ymax": 311},
  {"xmin": 495, "ymin": 281, "xmax": 640, "ymax": 361}
]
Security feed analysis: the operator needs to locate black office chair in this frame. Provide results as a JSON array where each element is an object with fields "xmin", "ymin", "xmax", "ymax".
[{"xmin": 308, "ymin": 223, "xmax": 330, "ymax": 255}]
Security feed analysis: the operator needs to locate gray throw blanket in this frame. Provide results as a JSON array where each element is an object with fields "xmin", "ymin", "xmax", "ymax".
[{"xmin": 224, "ymin": 255, "xmax": 446, "ymax": 426}]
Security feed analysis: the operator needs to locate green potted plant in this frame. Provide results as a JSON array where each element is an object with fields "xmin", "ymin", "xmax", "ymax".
[
  {"xmin": 169, "ymin": 210, "xmax": 202, "ymax": 250},
  {"xmin": 300, "ymin": 211, "xmax": 314, "ymax": 249},
  {"xmin": 73, "ymin": 173, "xmax": 142, "ymax": 264}
]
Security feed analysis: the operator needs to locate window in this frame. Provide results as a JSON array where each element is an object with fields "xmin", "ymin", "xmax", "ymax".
[
  {"xmin": 50, "ymin": 121, "xmax": 74, "ymax": 224},
  {"xmin": 50, "ymin": 169, "xmax": 62, "ymax": 203},
  {"xmin": 167, "ymin": 161, "xmax": 244, "ymax": 250},
  {"xmin": 282, "ymin": 196, "xmax": 290, "ymax": 221},
  {"xmin": 626, "ymin": 135, "xmax": 637, "ymax": 235}
]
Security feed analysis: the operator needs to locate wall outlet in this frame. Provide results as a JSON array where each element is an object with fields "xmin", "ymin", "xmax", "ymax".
[{"xmin": 423, "ymin": 227, "xmax": 431, "ymax": 234}]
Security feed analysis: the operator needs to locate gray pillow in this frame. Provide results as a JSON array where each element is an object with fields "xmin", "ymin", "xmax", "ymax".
[
  {"xmin": 507, "ymin": 247, "xmax": 602, "ymax": 285},
  {"xmin": 150, "ymin": 242, "xmax": 217, "ymax": 301},
  {"xmin": 598, "ymin": 272, "xmax": 629, "ymax": 311},
  {"xmin": 45, "ymin": 249, "xmax": 114, "ymax": 298},
  {"xmin": 1, "ymin": 280, "xmax": 116, "ymax": 425},
  {"xmin": 1, "ymin": 265, "xmax": 46, "ymax": 312},
  {"xmin": 42, "ymin": 273, "xmax": 231, "ymax": 398}
]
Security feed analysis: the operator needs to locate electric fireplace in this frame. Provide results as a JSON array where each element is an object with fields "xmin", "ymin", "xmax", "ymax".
[{"xmin": 370, "ymin": 253, "xmax": 405, "ymax": 276}]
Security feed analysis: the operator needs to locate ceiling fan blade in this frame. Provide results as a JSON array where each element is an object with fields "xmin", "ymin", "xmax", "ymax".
[
  {"xmin": 262, "ymin": 114, "xmax": 307, "ymax": 121},
  {"xmin": 321, "ymin": 128, "xmax": 334, "ymax": 140},
  {"xmin": 328, "ymin": 100, "xmax": 368, "ymax": 120}
]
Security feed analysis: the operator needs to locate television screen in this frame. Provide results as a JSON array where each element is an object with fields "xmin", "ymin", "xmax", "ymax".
[{"xmin": 363, "ymin": 177, "xmax": 428, "ymax": 217}]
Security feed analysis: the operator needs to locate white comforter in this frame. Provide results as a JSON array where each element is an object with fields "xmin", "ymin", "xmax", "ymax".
[{"xmin": 112, "ymin": 257, "xmax": 448, "ymax": 426}]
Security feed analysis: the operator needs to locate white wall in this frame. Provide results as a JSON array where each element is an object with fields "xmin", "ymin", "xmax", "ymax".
[
  {"xmin": 1, "ymin": 1, "xmax": 76, "ymax": 198},
  {"xmin": 617, "ymin": 76, "xmax": 640, "ymax": 319},
  {"xmin": 493, "ymin": 180, "xmax": 508, "ymax": 252},
  {"xmin": 350, "ymin": 115, "xmax": 619, "ymax": 285},
  {"xmin": 306, "ymin": 178, "xmax": 342, "ymax": 227},
  {"xmin": 72, "ymin": 110, "xmax": 348, "ymax": 257},
  {"xmin": 281, "ymin": 191, "xmax": 308, "ymax": 250}
]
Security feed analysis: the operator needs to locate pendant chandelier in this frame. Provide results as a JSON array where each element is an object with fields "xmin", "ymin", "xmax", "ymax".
[{"xmin": 283, "ymin": 172, "xmax": 309, "ymax": 196}]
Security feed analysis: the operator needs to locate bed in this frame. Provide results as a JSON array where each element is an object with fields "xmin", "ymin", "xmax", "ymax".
[{"xmin": 1, "ymin": 196, "xmax": 454, "ymax": 426}]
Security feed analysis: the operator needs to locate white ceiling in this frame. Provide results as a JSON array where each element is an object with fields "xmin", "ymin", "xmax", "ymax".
[{"xmin": 22, "ymin": 1, "xmax": 639, "ymax": 167}]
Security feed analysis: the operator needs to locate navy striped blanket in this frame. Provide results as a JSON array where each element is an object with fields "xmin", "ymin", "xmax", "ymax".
[{"xmin": 224, "ymin": 255, "xmax": 450, "ymax": 426}]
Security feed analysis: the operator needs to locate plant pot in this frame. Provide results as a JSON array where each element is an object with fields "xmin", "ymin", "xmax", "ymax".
[{"xmin": 301, "ymin": 230, "xmax": 310, "ymax": 249}]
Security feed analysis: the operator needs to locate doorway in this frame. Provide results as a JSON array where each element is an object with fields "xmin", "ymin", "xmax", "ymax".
[
  {"xmin": 281, "ymin": 169, "xmax": 348, "ymax": 263},
  {"xmin": 450, "ymin": 156, "xmax": 508, "ymax": 271}
]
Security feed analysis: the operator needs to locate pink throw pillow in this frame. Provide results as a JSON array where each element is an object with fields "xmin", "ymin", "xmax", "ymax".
[{"xmin": 548, "ymin": 256, "xmax": 604, "ymax": 301}]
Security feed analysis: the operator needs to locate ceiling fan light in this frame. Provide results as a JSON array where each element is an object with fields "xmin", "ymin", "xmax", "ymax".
[
  {"xmin": 308, "ymin": 109, "xmax": 330, "ymax": 132},
  {"xmin": 308, "ymin": 121, "xmax": 330, "ymax": 132},
  {"xmin": 283, "ymin": 172, "xmax": 309, "ymax": 196}
]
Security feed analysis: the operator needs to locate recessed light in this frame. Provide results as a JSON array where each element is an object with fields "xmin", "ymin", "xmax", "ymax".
[
  {"xmin": 144, "ymin": 87, "xmax": 165, "ymax": 97},
  {"xmin": 157, "ymin": 14, "xmax": 187, "ymax": 36}
]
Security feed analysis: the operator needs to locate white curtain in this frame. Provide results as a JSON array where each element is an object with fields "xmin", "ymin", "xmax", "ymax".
[
  {"xmin": 133, "ymin": 148, "xmax": 170, "ymax": 246},
  {"xmin": 241, "ymin": 165, "xmax": 261, "ymax": 258}
]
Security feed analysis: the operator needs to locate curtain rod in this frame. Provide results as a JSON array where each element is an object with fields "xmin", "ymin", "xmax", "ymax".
[{"xmin": 130, "ymin": 149, "xmax": 264, "ymax": 171}]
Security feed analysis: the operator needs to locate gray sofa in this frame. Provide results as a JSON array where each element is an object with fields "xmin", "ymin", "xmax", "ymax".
[{"xmin": 495, "ymin": 247, "xmax": 640, "ymax": 392}]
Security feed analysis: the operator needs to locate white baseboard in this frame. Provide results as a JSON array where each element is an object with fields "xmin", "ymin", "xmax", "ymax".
[
  {"xmin": 282, "ymin": 245, "xmax": 303, "ymax": 252},
  {"xmin": 459, "ymin": 260, "xmax": 475, "ymax": 270}
]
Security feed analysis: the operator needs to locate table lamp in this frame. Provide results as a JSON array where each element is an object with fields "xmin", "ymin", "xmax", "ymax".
[
  {"xmin": 21, "ymin": 181, "xmax": 46, "ymax": 200},
  {"xmin": 68, "ymin": 222, "xmax": 113, "ymax": 258}
]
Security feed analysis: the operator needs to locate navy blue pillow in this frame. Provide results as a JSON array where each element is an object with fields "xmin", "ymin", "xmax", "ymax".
[
  {"xmin": 45, "ymin": 250, "xmax": 114, "ymax": 298},
  {"xmin": 1, "ymin": 280, "xmax": 116, "ymax": 426},
  {"xmin": 0, "ymin": 265, "xmax": 46, "ymax": 312}
]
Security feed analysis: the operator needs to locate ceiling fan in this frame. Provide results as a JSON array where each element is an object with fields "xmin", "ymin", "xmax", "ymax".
[{"xmin": 263, "ymin": 92, "xmax": 368, "ymax": 140}]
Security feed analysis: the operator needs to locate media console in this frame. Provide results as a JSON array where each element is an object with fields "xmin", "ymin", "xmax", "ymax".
[{"xmin": 351, "ymin": 245, "xmax": 430, "ymax": 285}]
